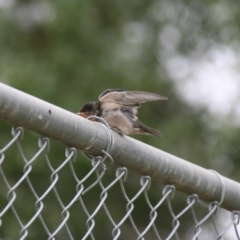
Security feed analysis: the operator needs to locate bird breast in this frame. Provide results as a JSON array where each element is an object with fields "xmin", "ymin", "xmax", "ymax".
[{"xmin": 101, "ymin": 103, "xmax": 133, "ymax": 134}]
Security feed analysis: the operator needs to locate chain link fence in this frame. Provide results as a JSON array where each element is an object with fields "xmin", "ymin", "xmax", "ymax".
[{"xmin": 0, "ymin": 83, "xmax": 240, "ymax": 240}]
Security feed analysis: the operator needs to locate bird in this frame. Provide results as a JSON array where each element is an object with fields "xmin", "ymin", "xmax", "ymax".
[{"xmin": 77, "ymin": 89, "xmax": 168, "ymax": 138}]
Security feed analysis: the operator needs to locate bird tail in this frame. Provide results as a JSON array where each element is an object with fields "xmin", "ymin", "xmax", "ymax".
[{"xmin": 136, "ymin": 122, "xmax": 162, "ymax": 138}]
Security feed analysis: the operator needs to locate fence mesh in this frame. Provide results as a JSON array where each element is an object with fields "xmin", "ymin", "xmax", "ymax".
[{"xmin": 0, "ymin": 122, "xmax": 240, "ymax": 240}]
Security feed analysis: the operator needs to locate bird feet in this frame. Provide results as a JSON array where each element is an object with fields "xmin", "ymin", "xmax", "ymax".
[{"xmin": 110, "ymin": 127, "xmax": 124, "ymax": 136}]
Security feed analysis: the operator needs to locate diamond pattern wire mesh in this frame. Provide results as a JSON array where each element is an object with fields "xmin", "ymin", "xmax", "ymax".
[{"xmin": 0, "ymin": 124, "xmax": 240, "ymax": 240}]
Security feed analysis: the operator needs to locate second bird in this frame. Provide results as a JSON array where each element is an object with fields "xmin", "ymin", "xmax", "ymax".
[{"xmin": 77, "ymin": 89, "xmax": 168, "ymax": 138}]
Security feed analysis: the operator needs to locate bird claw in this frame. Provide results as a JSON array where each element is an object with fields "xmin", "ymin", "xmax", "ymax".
[{"xmin": 110, "ymin": 127, "xmax": 124, "ymax": 136}]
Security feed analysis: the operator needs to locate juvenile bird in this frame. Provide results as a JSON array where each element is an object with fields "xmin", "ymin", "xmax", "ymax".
[{"xmin": 77, "ymin": 89, "xmax": 168, "ymax": 138}]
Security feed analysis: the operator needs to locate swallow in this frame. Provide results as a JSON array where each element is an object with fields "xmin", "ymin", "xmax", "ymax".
[{"xmin": 77, "ymin": 89, "xmax": 168, "ymax": 137}]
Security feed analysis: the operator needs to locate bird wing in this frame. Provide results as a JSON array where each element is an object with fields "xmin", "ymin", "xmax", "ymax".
[{"xmin": 98, "ymin": 89, "xmax": 168, "ymax": 108}]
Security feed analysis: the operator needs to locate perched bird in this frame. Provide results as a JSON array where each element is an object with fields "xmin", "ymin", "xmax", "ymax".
[{"xmin": 77, "ymin": 89, "xmax": 168, "ymax": 137}]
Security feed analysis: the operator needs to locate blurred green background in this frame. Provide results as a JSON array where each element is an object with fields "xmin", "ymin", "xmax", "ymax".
[{"xmin": 0, "ymin": 0, "xmax": 240, "ymax": 239}]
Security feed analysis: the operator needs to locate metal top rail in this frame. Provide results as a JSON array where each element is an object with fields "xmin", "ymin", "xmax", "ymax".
[{"xmin": 0, "ymin": 82, "xmax": 239, "ymax": 212}]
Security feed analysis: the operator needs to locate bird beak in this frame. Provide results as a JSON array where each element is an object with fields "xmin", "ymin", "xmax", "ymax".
[
  {"xmin": 76, "ymin": 112, "xmax": 87, "ymax": 118},
  {"xmin": 76, "ymin": 112, "xmax": 89, "ymax": 118},
  {"xmin": 76, "ymin": 112, "xmax": 98, "ymax": 121}
]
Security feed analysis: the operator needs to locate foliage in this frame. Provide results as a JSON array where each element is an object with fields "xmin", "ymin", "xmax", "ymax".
[{"xmin": 0, "ymin": 0, "xmax": 240, "ymax": 239}]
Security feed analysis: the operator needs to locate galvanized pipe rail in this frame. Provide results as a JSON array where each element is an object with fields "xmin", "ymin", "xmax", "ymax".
[{"xmin": 0, "ymin": 82, "xmax": 239, "ymax": 211}]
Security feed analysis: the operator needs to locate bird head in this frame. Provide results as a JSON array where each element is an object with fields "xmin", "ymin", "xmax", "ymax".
[{"xmin": 77, "ymin": 101, "xmax": 99, "ymax": 118}]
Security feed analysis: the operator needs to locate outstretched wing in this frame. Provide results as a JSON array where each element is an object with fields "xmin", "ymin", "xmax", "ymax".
[
  {"xmin": 98, "ymin": 89, "xmax": 168, "ymax": 108},
  {"xmin": 98, "ymin": 89, "xmax": 127, "ymax": 99}
]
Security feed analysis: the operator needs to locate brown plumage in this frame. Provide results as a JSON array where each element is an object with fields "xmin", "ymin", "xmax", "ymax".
[{"xmin": 77, "ymin": 89, "xmax": 168, "ymax": 138}]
